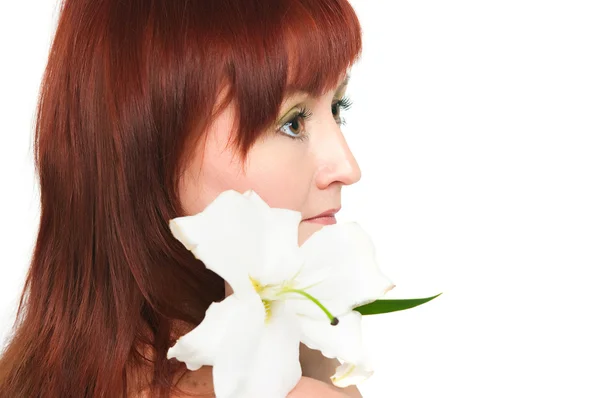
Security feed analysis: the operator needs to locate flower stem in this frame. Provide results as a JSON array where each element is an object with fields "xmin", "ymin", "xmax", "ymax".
[{"xmin": 279, "ymin": 289, "xmax": 339, "ymax": 326}]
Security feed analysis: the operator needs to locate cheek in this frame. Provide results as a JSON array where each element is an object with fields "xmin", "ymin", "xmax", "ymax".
[
  {"xmin": 242, "ymin": 140, "xmax": 313, "ymax": 211},
  {"xmin": 180, "ymin": 134, "xmax": 314, "ymax": 218},
  {"xmin": 179, "ymin": 142, "xmax": 244, "ymax": 216}
]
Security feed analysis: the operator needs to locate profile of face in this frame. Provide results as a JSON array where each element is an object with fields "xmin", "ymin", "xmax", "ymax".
[{"xmin": 179, "ymin": 72, "xmax": 361, "ymax": 254}]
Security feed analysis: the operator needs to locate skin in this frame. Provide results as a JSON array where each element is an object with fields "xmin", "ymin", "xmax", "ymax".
[
  {"xmin": 168, "ymin": 370, "xmax": 350, "ymax": 398},
  {"xmin": 175, "ymin": 72, "xmax": 363, "ymax": 397}
]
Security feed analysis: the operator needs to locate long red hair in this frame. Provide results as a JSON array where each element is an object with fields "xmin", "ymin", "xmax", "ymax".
[{"xmin": 0, "ymin": 0, "xmax": 362, "ymax": 396}]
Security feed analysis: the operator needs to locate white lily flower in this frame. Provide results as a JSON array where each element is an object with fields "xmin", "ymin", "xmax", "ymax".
[
  {"xmin": 330, "ymin": 352, "xmax": 374, "ymax": 388},
  {"xmin": 167, "ymin": 189, "xmax": 394, "ymax": 398}
]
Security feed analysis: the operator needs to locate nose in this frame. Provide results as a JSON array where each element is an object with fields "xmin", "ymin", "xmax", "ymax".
[{"xmin": 315, "ymin": 123, "xmax": 362, "ymax": 189}]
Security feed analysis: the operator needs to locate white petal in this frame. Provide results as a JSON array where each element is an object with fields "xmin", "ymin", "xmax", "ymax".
[
  {"xmin": 167, "ymin": 293, "xmax": 265, "ymax": 390},
  {"xmin": 190, "ymin": 244, "xmax": 255, "ymax": 297},
  {"xmin": 297, "ymin": 310, "xmax": 364, "ymax": 364},
  {"xmin": 331, "ymin": 360, "xmax": 374, "ymax": 388},
  {"xmin": 167, "ymin": 296, "xmax": 238, "ymax": 369},
  {"xmin": 242, "ymin": 190, "xmax": 304, "ymax": 285},
  {"xmin": 248, "ymin": 207, "xmax": 303, "ymax": 287},
  {"xmin": 294, "ymin": 222, "xmax": 395, "ymax": 318},
  {"xmin": 170, "ymin": 189, "xmax": 303, "ymax": 295},
  {"xmin": 219, "ymin": 301, "xmax": 302, "ymax": 398},
  {"xmin": 168, "ymin": 190, "xmax": 267, "ymax": 296}
]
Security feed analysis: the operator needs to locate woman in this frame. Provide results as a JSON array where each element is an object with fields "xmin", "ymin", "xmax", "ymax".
[{"xmin": 0, "ymin": 0, "xmax": 365, "ymax": 396}]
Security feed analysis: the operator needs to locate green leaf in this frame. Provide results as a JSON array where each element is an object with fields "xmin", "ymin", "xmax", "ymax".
[{"xmin": 353, "ymin": 293, "xmax": 443, "ymax": 316}]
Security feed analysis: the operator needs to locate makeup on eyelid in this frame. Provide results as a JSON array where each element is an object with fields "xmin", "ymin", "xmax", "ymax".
[
  {"xmin": 276, "ymin": 94, "xmax": 353, "ymax": 141},
  {"xmin": 275, "ymin": 74, "xmax": 350, "ymax": 128}
]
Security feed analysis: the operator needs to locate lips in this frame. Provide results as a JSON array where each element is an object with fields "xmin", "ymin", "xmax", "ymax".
[{"xmin": 303, "ymin": 207, "xmax": 340, "ymax": 221}]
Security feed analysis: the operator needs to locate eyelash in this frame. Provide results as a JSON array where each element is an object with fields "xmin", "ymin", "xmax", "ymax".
[{"xmin": 278, "ymin": 95, "xmax": 353, "ymax": 142}]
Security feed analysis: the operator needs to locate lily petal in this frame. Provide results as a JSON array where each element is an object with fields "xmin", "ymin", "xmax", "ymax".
[
  {"xmin": 248, "ymin": 206, "xmax": 303, "ymax": 287},
  {"xmin": 243, "ymin": 190, "xmax": 304, "ymax": 285},
  {"xmin": 297, "ymin": 310, "xmax": 364, "ymax": 364},
  {"xmin": 167, "ymin": 293, "xmax": 265, "ymax": 396},
  {"xmin": 167, "ymin": 296, "xmax": 238, "ymax": 369},
  {"xmin": 169, "ymin": 190, "xmax": 272, "ymax": 296},
  {"xmin": 234, "ymin": 301, "xmax": 302, "ymax": 398},
  {"xmin": 294, "ymin": 222, "xmax": 395, "ymax": 318},
  {"xmin": 331, "ymin": 359, "xmax": 374, "ymax": 388}
]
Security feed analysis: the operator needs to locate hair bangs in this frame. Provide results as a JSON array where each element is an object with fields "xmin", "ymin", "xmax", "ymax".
[
  {"xmin": 282, "ymin": 0, "xmax": 363, "ymax": 97},
  {"xmin": 216, "ymin": 0, "xmax": 363, "ymax": 161}
]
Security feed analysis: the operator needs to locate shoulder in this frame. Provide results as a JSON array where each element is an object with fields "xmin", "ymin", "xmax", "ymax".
[
  {"xmin": 135, "ymin": 369, "xmax": 349, "ymax": 398},
  {"xmin": 287, "ymin": 376, "xmax": 351, "ymax": 397}
]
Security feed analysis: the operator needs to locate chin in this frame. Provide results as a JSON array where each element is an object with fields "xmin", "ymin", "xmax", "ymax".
[{"xmin": 297, "ymin": 220, "xmax": 326, "ymax": 246}]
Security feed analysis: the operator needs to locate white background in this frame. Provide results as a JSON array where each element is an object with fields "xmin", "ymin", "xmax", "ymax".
[{"xmin": 1, "ymin": 1, "xmax": 599, "ymax": 397}]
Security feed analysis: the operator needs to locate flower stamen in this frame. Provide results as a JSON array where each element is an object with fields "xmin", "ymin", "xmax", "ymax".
[
  {"xmin": 263, "ymin": 299, "xmax": 272, "ymax": 323},
  {"xmin": 250, "ymin": 276, "xmax": 263, "ymax": 293}
]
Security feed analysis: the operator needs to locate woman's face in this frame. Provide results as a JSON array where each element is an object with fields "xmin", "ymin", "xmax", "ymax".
[{"xmin": 179, "ymin": 74, "xmax": 360, "ymax": 248}]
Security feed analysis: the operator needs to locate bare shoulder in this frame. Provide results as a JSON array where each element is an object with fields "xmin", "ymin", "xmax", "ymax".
[
  {"xmin": 134, "ymin": 369, "xmax": 349, "ymax": 398},
  {"xmin": 287, "ymin": 376, "xmax": 351, "ymax": 397},
  {"xmin": 168, "ymin": 374, "xmax": 348, "ymax": 397}
]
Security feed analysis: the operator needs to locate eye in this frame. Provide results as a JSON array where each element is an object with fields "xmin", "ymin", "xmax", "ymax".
[
  {"xmin": 277, "ymin": 107, "xmax": 313, "ymax": 141},
  {"xmin": 332, "ymin": 95, "xmax": 353, "ymax": 126}
]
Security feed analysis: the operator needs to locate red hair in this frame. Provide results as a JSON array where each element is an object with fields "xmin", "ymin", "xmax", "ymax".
[{"xmin": 0, "ymin": 0, "xmax": 362, "ymax": 396}]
